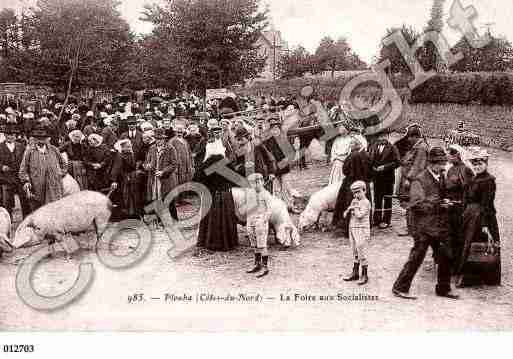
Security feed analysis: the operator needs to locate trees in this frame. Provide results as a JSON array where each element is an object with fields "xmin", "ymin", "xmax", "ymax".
[
  {"xmin": 0, "ymin": 8, "xmax": 17, "ymax": 59},
  {"xmin": 0, "ymin": 8, "xmax": 39, "ymax": 83},
  {"xmin": 379, "ymin": 25, "xmax": 420, "ymax": 75},
  {"xmin": 0, "ymin": 1, "xmax": 134, "ymax": 91},
  {"xmin": 32, "ymin": 0, "xmax": 134, "ymax": 91},
  {"xmin": 450, "ymin": 35, "xmax": 513, "ymax": 72},
  {"xmin": 278, "ymin": 45, "xmax": 311, "ymax": 79},
  {"xmin": 420, "ymin": 0, "xmax": 447, "ymax": 72},
  {"xmin": 141, "ymin": 0, "xmax": 268, "ymax": 93},
  {"xmin": 314, "ymin": 36, "xmax": 351, "ymax": 78}
]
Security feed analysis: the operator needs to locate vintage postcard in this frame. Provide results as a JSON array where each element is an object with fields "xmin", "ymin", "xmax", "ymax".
[{"xmin": 0, "ymin": 0, "xmax": 511, "ymax": 337}]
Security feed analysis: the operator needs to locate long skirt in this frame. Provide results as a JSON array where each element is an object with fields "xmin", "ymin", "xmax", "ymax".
[
  {"xmin": 111, "ymin": 171, "xmax": 144, "ymax": 220},
  {"xmin": 87, "ymin": 169, "xmax": 109, "ymax": 192},
  {"xmin": 457, "ymin": 203, "xmax": 501, "ymax": 285},
  {"xmin": 69, "ymin": 160, "xmax": 88, "ymax": 190},
  {"xmin": 328, "ymin": 160, "xmax": 345, "ymax": 185},
  {"xmin": 197, "ymin": 190, "xmax": 238, "ymax": 251}
]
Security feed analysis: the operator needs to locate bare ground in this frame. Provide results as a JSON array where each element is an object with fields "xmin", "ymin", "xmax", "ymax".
[{"xmin": 1, "ymin": 139, "xmax": 512, "ymax": 331}]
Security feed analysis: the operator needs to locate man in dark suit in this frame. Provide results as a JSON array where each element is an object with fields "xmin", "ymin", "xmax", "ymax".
[
  {"xmin": 233, "ymin": 127, "xmax": 276, "ymax": 181},
  {"xmin": 0, "ymin": 123, "xmax": 30, "ymax": 219},
  {"xmin": 120, "ymin": 116, "xmax": 144, "ymax": 165},
  {"xmin": 392, "ymin": 147, "xmax": 459, "ymax": 300},
  {"xmin": 368, "ymin": 130, "xmax": 400, "ymax": 228}
]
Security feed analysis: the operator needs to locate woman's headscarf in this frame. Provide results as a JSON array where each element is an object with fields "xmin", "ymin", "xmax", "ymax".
[
  {"xmin": 69, "ymin": 130, "xmax": 85, "ymax": 143},
  {"xmin": 204, "ymin": 140, "xmax": 226, "ymax": 161},
  {"xmin": 88, "ymin": 134, "xmax": 103, "ymax": 147},
  {"xmin": 114, "ymin": 139, "xmax": 132, "ymax": 153}
]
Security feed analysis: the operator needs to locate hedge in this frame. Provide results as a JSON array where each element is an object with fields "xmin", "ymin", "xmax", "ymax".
[
  {"xmin": 410, "ymin": 72, "xmax": 513, "ymax": 106},
  {"xmin": 397, "ymin": 103, "xmax": 513, "ymax": 150},
  {"xmin": 236, "ymin": 73, "xmax": 409, "ymax": 106}
]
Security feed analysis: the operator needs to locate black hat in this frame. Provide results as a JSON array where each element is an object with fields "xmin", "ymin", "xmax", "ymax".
[
  {"xmin": 126, "ymin": 116, "xmax": 137, "ymax": 125},
  {"xmin": 269, "ymin": 116, "xmax": 282, "ymax": 128},
  {"xmin": 154, "ymin": 128, "xmax": 168, "ymax": 140},
  {"xmin": 405, "ymin": 124, "xmax": 422, "ymax": 138},
  {"xmin": 3, "ymin": 123, "xmax": 20, "ymax": 134},
  {"xmin": 234, "ymin": 127, "xmax": 251, "ymax": 139},
  {"xmin": 428, "ymin": 147, "xmax": 448, "ymax": 163},
  {"xmin": 31, "ymin": 126, "xmax": 50, "ymax": 139}
]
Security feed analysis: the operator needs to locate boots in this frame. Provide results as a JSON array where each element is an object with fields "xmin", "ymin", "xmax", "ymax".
[
  {"xmin": 358, "ymin": 265, "xmax": 368, "ymax": 285},
  {"xmin": 247, "ymin": 253, "xmax": 262, "ymax": 273},
  {"xmin": 343, "ymin": 262, "xmax": 359, "ymax": 281},
  {"xmin": 257, "ymin": 255, "xmax": 269, "ymax": 278}
]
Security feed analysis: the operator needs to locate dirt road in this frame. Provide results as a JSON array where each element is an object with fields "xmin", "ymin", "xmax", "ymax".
[{"xmin": 1, "ymin": 140, "xmax": 512, "ymax": 331}]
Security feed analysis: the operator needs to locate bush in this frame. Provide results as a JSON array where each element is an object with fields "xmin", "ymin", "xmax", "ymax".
[
  {"xmin": 238, "ymin": 72, "xmax": 406, "ymax": 106},
  {"xmin": 398, "ymin": 103, "xmax": 513, "ymax": 149},
  {"xmin": 410, "ymin": 72, "xmax": 513, "ymax": 105}
]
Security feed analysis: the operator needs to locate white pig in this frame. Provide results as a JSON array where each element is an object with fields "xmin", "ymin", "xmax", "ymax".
[
  {"xmin": 298, "ymin": 182, "xmax": 342, "ymax": 232},
  {"xmin": 232, "ymin": 187, "xmax": 300, "ymax": 247},
  {"xmin": 0, "ymin": 207, "xmax": 13, "ymax": 253},
  {"xmin": 62, "ymin": 174, "xmax": 80, "ymax": 196},
  {"xmin": 13, "ymin": 191, "xmax": 112, "ymax": 249}
]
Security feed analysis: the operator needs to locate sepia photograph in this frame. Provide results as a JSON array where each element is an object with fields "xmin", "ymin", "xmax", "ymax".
[{"xmin": 0, "ymin": 0, "xmax": 511, "ymax": 339}]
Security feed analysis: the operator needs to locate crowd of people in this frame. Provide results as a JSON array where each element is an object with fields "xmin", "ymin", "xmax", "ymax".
[
  {"xmin": 0, "ymin": 92, "xmax": 502, "ymax": 294},
  {"xmin": 324, "ymin": 121, "xmax": 501, "ymax": 298}
]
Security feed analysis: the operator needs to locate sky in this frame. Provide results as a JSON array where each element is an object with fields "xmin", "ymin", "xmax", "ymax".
[{"xmin": 2, "ymin": 0, "xmax": 512, "ymax": 64}]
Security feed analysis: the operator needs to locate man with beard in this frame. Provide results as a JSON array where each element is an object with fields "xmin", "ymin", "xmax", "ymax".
[
  {"xmin": 120, "ymin": 116, "xmax": 144, "ymax": 164},
  {"xmin": 0, "ymin": 123, "xmax": 31, "ymax": 219},
  {"xmin": 19, "ymin": 125, "xmax": 67, "ymax": 212},
  {"xmin": 168, "ymin": 121, "xmax": 193, "ymax": 185},
  {"xmin": 143, "ymin": 128, "xmax": 179, "ymax": 222}
]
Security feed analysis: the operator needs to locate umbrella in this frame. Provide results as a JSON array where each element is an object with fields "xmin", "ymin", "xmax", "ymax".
[
  {"xmin": 114, "ymin": 94, "xmax": 130, "ymax": 103},
  {"xmin": 150, "ymin": 96, "xmax": 164, "ymax": 103}
]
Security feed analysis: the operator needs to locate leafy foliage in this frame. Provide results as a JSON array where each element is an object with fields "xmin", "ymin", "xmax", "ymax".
[
  {"xmin": 378, "ymin": 24, "xmax": 420, "ymax": 75},
  {"xmin": 0, "ymin": 0, "xmax": 134, "ymax": 91},
  {"xmin": 450, "ymin": 35, "xmax": 513, "ymax": 72},
  {"xmin": 141, "ymin": 0, "xmax": 268, "ymax": 92}
]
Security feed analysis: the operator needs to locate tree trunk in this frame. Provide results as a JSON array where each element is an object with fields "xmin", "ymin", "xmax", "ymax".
[{"xmin": 57, "ymin": 39, "xmax": 82, "ymax": 126}]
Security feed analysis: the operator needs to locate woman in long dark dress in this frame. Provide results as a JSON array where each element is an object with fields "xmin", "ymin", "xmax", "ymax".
[
  {"xmin": 446, "ymin": 145, "xmax": 474, "ymax": 269},
  {"xmin": 332, "ymin": 137, "xmax": 372, "ymax": 237},
  {"xmin": 59, "ymin": 129, "xmax": 88, "ymax": 190},
  {"xmin": 109, "ymin": 139, "xmax": 144, "ymax": 220},
  {"xmin": 193, "ymin": 140, "xmax": 238, "ymax": 252},
  {"xmin": 83, "ymin": 134, "xmax": 112, "ymax": 191},
  {"xmin": 456, "ymin": 147, "xmax": 501, "ymax": 287}
]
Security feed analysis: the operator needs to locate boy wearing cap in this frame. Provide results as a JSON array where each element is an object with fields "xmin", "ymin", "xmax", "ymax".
[
  {"xmin": 343, "ymin": 180, "xmax": 371, "ymax": 285},
  {"xmin": 245, "ymin": 172, "xmax": 273, "ymax": 277}
]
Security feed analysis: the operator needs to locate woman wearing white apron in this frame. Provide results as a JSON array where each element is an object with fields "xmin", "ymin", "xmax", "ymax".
[{"xmin": 328, "ymin": 123, "xmax": 351, "ymax": 185}]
